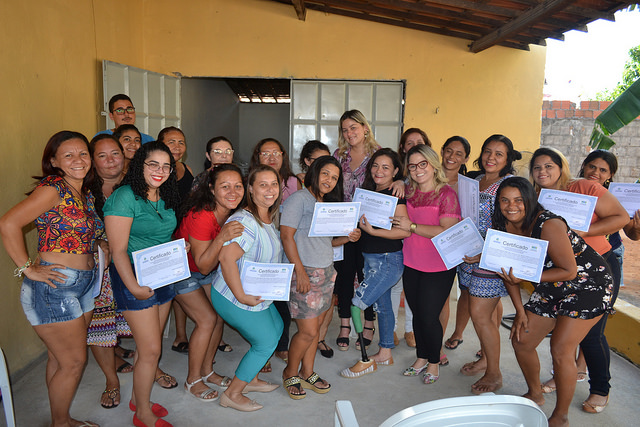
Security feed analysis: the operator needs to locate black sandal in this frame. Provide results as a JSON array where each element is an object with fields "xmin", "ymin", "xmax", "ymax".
[
  {"xmin": 355, "ymin": 326, "xmax": 375, "ymax": 351},
  {"xmin": 336, "ymin": 325, "xmax": 350, "ymax": 351},
  {"xmin": 318, "ymin": 340, "xmax": 334, "ymax": 358}
]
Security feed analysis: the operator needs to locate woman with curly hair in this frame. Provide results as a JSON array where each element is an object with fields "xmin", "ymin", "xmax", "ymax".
[
  {"xmin": 172, "ymin": 164, "xmax": 245, "ymax": 401},
  {"xmin": 104, "ymin": 141, "xmax": 182, "ymax": 427},
  {"xmin": 0, "ymin": 130, "xmax": 103, "ymax": 427}
]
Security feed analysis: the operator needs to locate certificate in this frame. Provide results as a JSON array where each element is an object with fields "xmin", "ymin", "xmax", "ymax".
[
  {"xmin": 538, "ymin": 189, "xmax": 597, "ymax": 232},
  {"xmin": 432, "ymin": 218, "xmax": 484, "ymax": 270},
  {"xmin": 240, "ymin": 261, "xmax": 294, "ymax": 301},
  {"xmin": 308, "ymin": 202, "xmax": 361, "ymax": 237},
  {"xmin": 608, "ymin": 183, "xmax": 640, "ymax": 217},
  {"xmin": 333, "ymin": 245, "xmax": 344, "ymax": 262},
  {"xmin": 132, "ymin": 239, "xmax": 190, "ymax": 289},
  {"xmin": 479, "ymin": 229, "xmax": 548, "ymax": 283},
  {"xmin": 353, "ymin": 188, "xmax": 398, "ymax": 230},
  {"xmin": 458, "ymin": 174, "xmax": 479, "ymax": 227}
]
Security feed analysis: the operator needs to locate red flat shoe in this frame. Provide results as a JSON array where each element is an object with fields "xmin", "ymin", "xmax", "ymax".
[
  {"xmin": 129, "ymin": 401, "xmax": 168, "ymax": 417},
  {"xmin": 133, "ymin": 414, "xmax": 173, "ymax": 427}
]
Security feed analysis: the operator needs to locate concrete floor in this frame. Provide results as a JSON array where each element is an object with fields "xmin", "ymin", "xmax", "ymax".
[{"xmin": 3, "ymin": 289, "xmax": 640, "ymax": 427}]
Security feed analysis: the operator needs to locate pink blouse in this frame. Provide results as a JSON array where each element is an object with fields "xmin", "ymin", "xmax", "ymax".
[{"xmin": 403, "ymin": 185, "xmax": 461, "ymax": 272}]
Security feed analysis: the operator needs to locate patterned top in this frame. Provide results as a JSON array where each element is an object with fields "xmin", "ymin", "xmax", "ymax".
[
  {"xmin": 212, "ymin": 209, "xmax": 283, "ymax": 311},
  {"xmin": 477, "ymin": 174, "xmax": 511, "ymax": 238},
  {"xmin": 403, "ymin": 185, "xmax": 461, "ymax": 272},
  {"xmin": 35, "ymin": 176, "xmax": 103, "ymax": 254},
  {"xmin": 333, "ymin": 145, "xmax": 380, "ymax": 201},
  {"xmin": 526, "ymin": 210, "xmax": 614, "ymax": 319}
]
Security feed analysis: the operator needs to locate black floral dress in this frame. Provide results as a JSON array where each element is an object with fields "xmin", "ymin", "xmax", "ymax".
[{"xmin": 525, "ymin": 211, "xmax": 614, "ymax": 320}]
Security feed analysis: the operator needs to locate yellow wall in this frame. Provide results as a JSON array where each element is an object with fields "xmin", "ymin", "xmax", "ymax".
[{"xmin": 0, "ymin": 0, "xmax": 546, "ymax": 373}]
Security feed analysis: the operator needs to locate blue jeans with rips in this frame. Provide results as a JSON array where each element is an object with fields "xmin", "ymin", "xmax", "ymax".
[{"xmin": 352, "ymin": 251, "xmax": 404, "ymax": 349}]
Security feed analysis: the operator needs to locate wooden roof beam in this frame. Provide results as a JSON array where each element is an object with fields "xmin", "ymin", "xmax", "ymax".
[
  {"xmin": 469, "ymin": 0, "xmax": 573, "ymax": 53},
  {"xmin": 292, "ymin": 0, "xmax": 307, "ymax": 20}
]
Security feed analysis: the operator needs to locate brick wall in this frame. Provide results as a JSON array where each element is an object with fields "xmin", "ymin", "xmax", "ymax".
[{"xmin": 539, "ymin": 100, "xmax": 640, "ymax": 182}]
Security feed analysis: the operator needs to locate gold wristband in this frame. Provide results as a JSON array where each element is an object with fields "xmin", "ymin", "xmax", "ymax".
[{"xmin": 410, "ymin": 223, "xmax": 417, "ymax": 233}]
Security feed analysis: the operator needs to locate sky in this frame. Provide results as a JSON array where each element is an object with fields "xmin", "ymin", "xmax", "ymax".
[{"xmin": 544, "ymin": 10, "xmax": 640, "ymax": 102}]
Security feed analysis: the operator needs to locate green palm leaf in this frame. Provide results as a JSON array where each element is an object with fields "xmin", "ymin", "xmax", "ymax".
[{"xmin": 589, "ymin": 78, "xmax": 640, "ymax": 149}]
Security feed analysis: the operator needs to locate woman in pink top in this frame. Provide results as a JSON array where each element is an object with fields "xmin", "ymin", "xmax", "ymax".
[{"xmin": 394, "ymin": 145, "xmax": 461, "ymax": 385}]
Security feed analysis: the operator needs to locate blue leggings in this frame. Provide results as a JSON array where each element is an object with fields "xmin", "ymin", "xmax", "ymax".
[{"xmin": 211, "ymin": 290, "xmax": 283, "ymax": 383}]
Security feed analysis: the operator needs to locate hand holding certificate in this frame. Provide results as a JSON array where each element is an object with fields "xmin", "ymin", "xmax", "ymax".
[
  {"xmin": 308, "ymin": 202, "xmax": 361, "ymax": 237},
  {"xmin": 432, "ymin": 218, "xmax": 484, "ymax": 270},
  {"xmin": 132, "ymin": 238, "xmax": 191, "ymax": 289},
  {"xmin": 479, "ymin": 229, "xmax": 548, "ymax": 283},
  {"xmin": 608, "ymin": 182, "xmax": 640, "ymax": 218},
  {"xmin": 353, "ymin": 188, "xmax": 398, "ymax": 230},
  {"xmin": 240, "ymin": 261, "xmax": 294, "ymax": 301},
  {"xmin": 538, "ymin": 189, "xmax": 597, "ymax": 232}
]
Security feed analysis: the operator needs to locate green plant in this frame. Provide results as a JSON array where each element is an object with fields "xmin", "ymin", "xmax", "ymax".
[{"xmin": 589, "ymin": 78, "xmax": 640, "ymax": 149}]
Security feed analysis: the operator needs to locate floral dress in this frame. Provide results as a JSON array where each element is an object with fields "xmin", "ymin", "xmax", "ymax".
[{"xmin": 525, "ymin": 211, "xmax": 614, "ymax": 319}]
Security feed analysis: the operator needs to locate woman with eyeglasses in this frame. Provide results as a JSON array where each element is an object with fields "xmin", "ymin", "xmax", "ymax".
[
  {"xmin": 458, "ymin": 135, "xmax": 521, "ymax": 395},
  {"xmin": 393, "ymin": 145, "xmax": 461, "ymax": 385},
  {"xmin": 0, "ymin": 131, "xmax": 104, "ymax": 427},
  {"xmin": 249, "ymin": 138, "xmax": 302, "ymax": 368},
  {"xmin": 191, "ymin": 136, "xmax": 235, "ymax": 192},
  {"xmin": 104, "ymin": 141, "xmax": 183, "ymax": 427},
  {"xmin": 114, "ymin": 125, "xmax": 142, "ymax": 175}
]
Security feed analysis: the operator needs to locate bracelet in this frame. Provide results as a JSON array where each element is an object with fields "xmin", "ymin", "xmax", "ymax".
[
  {"xmin": 410, "ymin": 223, "xmax": 417, "ymax": 233},
  {"xmin": 13, "ymin": 258, "xmax": 32, "ymax": 277}
]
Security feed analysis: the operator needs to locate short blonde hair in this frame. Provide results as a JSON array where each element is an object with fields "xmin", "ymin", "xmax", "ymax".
[
  {"xmin": 336, "ymin": 110, "xmax": 378, "ymax": 159},
  {"xmin": 405, "ymin": 145, "xmax": 449, "ymax": 198},
  {"xmin": 529, "ymin": 147, "xmax": 573, "ymax": 192}
]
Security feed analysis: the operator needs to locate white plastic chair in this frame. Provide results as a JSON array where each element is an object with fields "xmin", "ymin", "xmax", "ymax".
[
  {"xmin": 0, "ymin": 348, "xmax": 16, "ymax": 427},
  {"xmin": 379, "ymin": 394, "xmax": 547, "ymax": 427},
  {"xmin": 336, "ymin": 394, "xmax": 547, "ymax": 427}
]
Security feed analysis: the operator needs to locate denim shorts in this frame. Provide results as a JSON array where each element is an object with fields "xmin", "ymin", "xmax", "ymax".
[
  {"xmin": 110, "ymin": 263, "xmax": 176, "ymax": 312},
  {"xmin": 20, "ymin": 260, "xmax": 96, "ymax": 326},
  {"xmin": 173, "ymin": 271, "xmax": 215, "ymax": 295}
]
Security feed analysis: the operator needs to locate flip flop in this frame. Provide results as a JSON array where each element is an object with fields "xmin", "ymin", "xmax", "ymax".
[
  {"xmin": 171, "ymin": 342, "xmax": 189, "ymax": 354},
  {"xmin": 444, "ymin": 338, "xmax": 463, "ymax": 350},
  {"xmin": 100, "ymin": 388, "xmax": 120, "ymax": 409},
  {"xmin": 116, "ymin": 361, "xmax": 133, "ymax": 374},
  {"xmin": 155, "ymin": 373, "xmax": 178, "ymax": 389},
  {"xmin": 217, "ymin": 343, "xmax": 233, "ymax": 352}
]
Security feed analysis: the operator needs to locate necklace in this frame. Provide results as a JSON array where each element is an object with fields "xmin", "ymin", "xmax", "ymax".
[
  {"xmin": 63, "ymin": 178, "xmax": 85, "ymax": 206},
  {"xmin": 146, "ymin": 198, "xmax": 163, "ymax": 220}
]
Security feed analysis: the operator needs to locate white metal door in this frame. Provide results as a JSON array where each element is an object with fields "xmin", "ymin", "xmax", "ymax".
[{"xmin": 102, "ymin": 60, "xmax": 181, "ymax": 138}]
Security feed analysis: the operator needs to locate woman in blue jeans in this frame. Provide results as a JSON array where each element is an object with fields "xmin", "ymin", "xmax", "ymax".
[{"xmin": 341, "ymin": 149, "xmax": 410, "ymax": 377}]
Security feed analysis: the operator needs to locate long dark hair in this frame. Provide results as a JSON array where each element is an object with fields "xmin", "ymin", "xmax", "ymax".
[
  {"xmin": 442, "ymin": 136, "xmax": 471, "ymax": 176},
  {"xmin": 362, "ymin": 148, "xmax": 402, "ymax": 191},
  {"xmin": 492, "ymin": 177, "xmax": 544, "ymax": 232},
  {"xmin": 473, "ymin": 134, "xmax": 521, "ymax": 177},
  {"xmin": 246, "ymin": 165, "xmax": 282, "ymax": 226},
  {"xmin": 181, "ymin": 164, "xmax": 244, "ymax": 218},
  {"xmin": 304, "ymin": 156, "xmax": 344, "ymax": 202},
  {"xmin": 87, "ymin": 134, "xmax": 124, "ymax": 218},
  {"xmin": 119, "ymin": 141, "xmax": 180, "ymax": 210},
  {"xmin": 578, "ymin": 149, "xmax": 618, "ymax": 188},
  {"xmin": 249, "ymin": 138, "xmax": 301, "ymax": 192},
  {"xmin": 32, "ymin": 130, "xmax": 91, "ymax": 197}
]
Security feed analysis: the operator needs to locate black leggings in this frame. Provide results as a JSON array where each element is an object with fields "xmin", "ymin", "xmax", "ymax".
[
  {"xmin": 403, "ymin": 266, "xmax": 456, "ymax": 364},
  {"xmin": 580, "ymin": 250, "xmax": 621, "ymax": 397},
  {"xmin": 333, "ymin": 241, "xmax": 375, "ymax": 321}
]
